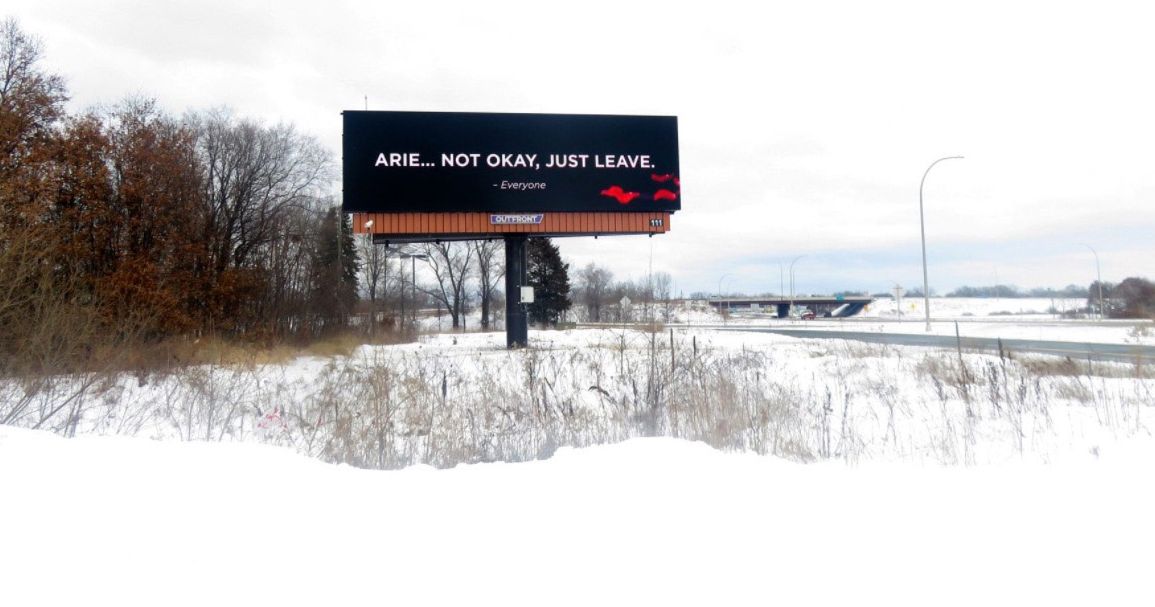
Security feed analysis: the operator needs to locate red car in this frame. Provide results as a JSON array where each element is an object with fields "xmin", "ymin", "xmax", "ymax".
[{"xmin": 799, "ymin": 310, "xmax": 816, "ymax": 320}]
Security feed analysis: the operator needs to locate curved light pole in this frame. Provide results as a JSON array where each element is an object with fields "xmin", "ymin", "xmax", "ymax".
[
  {"xmin": 1082, "ymin": 244, "xmax": 1104, "ymax": 320},
  {"xmin": 399, "ymin": 252, "xmax": 430, "ymax": 328},
  {"xmin": 717, "ymin": 273, "xmax": 734, "ymax": 319},
  {"xmin": 919, "ymin": 156, "xmax": 964, "ymax": 332},
  {"xmin": 717, "ymin": 273, "xmax": 734, "ymax": 300},
  {"xmin": 789, "ymin": 255, "xmax": 807, "ymax": 317}
]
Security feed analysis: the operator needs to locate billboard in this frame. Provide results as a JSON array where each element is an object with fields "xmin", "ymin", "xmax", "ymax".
[{"xmin": 342, "ymin": 111, "xmax": 680, "ymax": 214}]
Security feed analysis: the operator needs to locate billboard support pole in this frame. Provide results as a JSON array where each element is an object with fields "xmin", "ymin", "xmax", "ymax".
[{"xmin": 504, "ymin": 235, "xmax": 529, "ymax": 348}]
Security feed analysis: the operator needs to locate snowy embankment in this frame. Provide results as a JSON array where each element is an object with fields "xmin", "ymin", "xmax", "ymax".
[
  {"xmin": 2, "ymin": 426, "xmax": 1152, "ymax": 606},
  {"xmin": 3, "ymin": 329, "xmax": 1152, "ymax": 468},
  {"xmin": 2, "ymin": 326, "xmax": 1154, "ymax": 604},
  {"xmin": 2, "ymin": 327, "xmax": 1155, "ymax": 607}
]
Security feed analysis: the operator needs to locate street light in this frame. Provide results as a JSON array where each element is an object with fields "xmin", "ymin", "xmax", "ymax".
[
  {"xmin": 919, "ymin": 155, "xmax": 964, "ymax": 332},
  {"xmin": 398, "ymin": 251, "xmax": 430, "ymax": 329},
  {"xmin": 789, "ymin": 255, "xmax": 807, "ymax": 317},
  {"xmin": 364, "ymin": 221, "xmax": 379, "ymax": 335},
  {"xmin": 717, "ymin": 273, "xmax": 734, "ymax": 319},
  {"xmin": 1082, "ymin": 244, "xmax": 1104, "ymax": 320}
]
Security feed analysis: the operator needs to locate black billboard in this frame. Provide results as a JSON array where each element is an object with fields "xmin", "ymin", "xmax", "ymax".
[{"xmin": 342, "ymin": 111, "xmax": 680, "ymax": 213}]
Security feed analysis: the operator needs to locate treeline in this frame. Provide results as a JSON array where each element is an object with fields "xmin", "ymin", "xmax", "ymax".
[
  {"xmin": 940, "ymin": 280, "xmax": 1154, "ymax": 319},
  {"xmin": 1, "ymin": 18, "xmax": 357, "ymax": 372},
  {"xmin": 946, "ymin": 284, "xmax": 1088, "ymax": 298},
  {"xmin": 367, "ymin": 237, "xmax": 571, "ymax": 332},
  {"xmin": 572, "ymin": 262, "xmax": 674, "ymax": 322},
  {"xmin": 1090, "ymin": 277, "xmax": 1155, "ymax": 319}
]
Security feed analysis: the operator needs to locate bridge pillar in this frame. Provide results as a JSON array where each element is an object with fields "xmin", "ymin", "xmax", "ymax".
[{"xmin": 777, "ymin": 303, "xmax": 790, "ymax": 319}]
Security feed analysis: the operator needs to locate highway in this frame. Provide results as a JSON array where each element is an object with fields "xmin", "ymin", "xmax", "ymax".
[{"xmin": 713, "ymin": 327, "xmax": 1155, "ymax": 364}]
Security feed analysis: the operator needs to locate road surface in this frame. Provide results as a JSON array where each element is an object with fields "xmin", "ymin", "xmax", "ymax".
[{"xmin": 713, "ymin": 327, "xmax": 1155, "ymax": 363}]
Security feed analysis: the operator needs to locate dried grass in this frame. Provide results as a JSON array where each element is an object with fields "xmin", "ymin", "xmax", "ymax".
[{"xmin": 5, "ymin": 328, "xmax": 1152, "ymax": 469}]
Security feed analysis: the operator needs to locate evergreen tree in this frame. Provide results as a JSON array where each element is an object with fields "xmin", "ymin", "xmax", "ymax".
[
  {"xmin": 1088, "ymin": 280, "xmax": 1114, "ymax": 318},
  {"xmin": 338, "ymin": 211, "xmax": 359, "ymax": 290},
  {"xmin": 309, "ymin": 206, "xmax": 359, "ymax": 333},
  {"xmin": 1110, "ymin": 277, "xmax": 1155, "ymax": 319},
  {"xmin": 525, "ymin": 237, "xmax": 571, "ymax": 326}
]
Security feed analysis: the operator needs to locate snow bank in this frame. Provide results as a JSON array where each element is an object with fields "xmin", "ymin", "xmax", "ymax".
[
  {"xmin": 2, "ymin": 426, "xmax": 1152, "ymax": 606},
  {"xmin": 861, "ymin": 296, "xmax": 1087, "ymax": 319}
]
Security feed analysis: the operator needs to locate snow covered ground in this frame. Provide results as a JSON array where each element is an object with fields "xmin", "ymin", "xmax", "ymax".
[
  {"xmin": 4, "ymin": 328, "xmax": 1150, "ymax": 467},
  {"xmin": 2, "ymin": 318, "xmax": 1154, "ymax": 605},
  {"xmin": 418, "ymin": 297, "xmax": 1152, "ymax": 345},
  {"xmin": 669, "ymin": 297, "xmax": 1087, "ymax": 324},
  {"xmin": 2, "ymin": 426, "xmax": 1152, "ymax": 606},
  {"xmin": 861, "ymin": 296, "xmax": 1086, "ymax": 319}
]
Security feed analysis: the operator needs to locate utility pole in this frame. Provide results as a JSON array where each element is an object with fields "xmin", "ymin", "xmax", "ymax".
[
  {"xmin": 789, "ymin": 255, "xmax": 806, "ymax": 317},
  {"xmin": 1083, "ymin": 244, "xmax": 1104, "ymax": 320}
]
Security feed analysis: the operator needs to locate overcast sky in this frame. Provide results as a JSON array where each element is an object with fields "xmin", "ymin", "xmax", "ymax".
[{"xmin": 9, "ymin": 0, "xmax": 1154, "ymax": 296}]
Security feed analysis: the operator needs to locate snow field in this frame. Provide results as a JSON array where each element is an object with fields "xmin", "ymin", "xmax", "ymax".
[
  {"xmin": 2, "ymin": 326, "xmax": 1154, "ymax": 605},
  {"xmin": 2, "ymin": 427, "xmax": 1152, "ymax": 606},
  {"xmin": 678, "ymin": 297, "xmax": 1154, "ymax": 345}
]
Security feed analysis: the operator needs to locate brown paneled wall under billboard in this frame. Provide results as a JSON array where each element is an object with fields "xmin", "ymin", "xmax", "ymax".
[{"xmin": 353, "ymin": 212, "xmax": 670, "ymax": 240}]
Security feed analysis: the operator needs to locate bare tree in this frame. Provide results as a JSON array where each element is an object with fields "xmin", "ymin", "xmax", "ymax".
[
  {"xmin": 577, "ymin": 262, "xmax": 614, "ymax": 322},
  {"xmin": 306, "ymin": 207, "xmax": 359, "ymax": 336},
  {"xmin": 653, "ymin": 271, "xmax": 673, "ymax": 321},
  {"xmin": 0, "ymin": 17, "xmax": 67, "ymax": 237},
  {"xmin": 187, "ymin": 108, "xmax": 332, "ymax": 332},
  {"xmin": 189, "ymin": 108, "xmax": 331, "ymax": 272},
  {"xmin": 421, "ymin": 242, "xmax": 473, "ymax": 329},
  {"xmin": 359, "ymin": 236, "xmax": 397, "ymax": 335},
  {"xmin": 359, "ymin": 236, "xmax": 382, "ymax": 328},
  {"xmin": 471, "ymin": 239, "xmax": 504, "ymax": 329},
  {"xmin": 0, "ymin": 17, "xmax": 67, "ymax": 172},
  {"xmin": 263, "ymin": 206, "xmax": 314, "ymax": 336},
  {"xmin": 0, "ymin": 18, "xmax": 101, "ymax": 381}
]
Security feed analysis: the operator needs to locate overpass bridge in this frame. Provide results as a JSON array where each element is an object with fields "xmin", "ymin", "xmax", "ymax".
[{"xmin": 707, "ymin": 296, "xmax": 875, "ymax": 318}]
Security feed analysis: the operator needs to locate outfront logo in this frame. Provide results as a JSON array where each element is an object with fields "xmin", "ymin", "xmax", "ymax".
[{"xmin": 490, "ymin": 214, "xmax": 544, "ymax": 225}]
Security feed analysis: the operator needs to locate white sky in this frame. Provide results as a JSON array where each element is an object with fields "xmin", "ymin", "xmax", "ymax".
[{"xmin": 8, "ymin": 0, "xmax": 1154, "ymax": 295}]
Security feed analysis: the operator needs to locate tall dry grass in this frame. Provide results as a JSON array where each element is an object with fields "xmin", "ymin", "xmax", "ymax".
[{"xmin": 4, "ymin": 328, "xmax": 1152, "ymax": 468}]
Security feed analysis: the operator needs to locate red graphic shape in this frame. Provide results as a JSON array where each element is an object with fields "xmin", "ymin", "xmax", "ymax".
[
  {"xmin": 600, "ymin": 185, "xmax": 640, "ymax": 205},
  {"xmin": 673, "ymin": 176, "xmax": 680, "ymax": 187},
  {"xmin": 654, "ymin": 189, "xmax": 678, "ymax": 201},
  {"xmin": 651, "ymin": 173, "xmax": 674, "ymax": 183}
]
